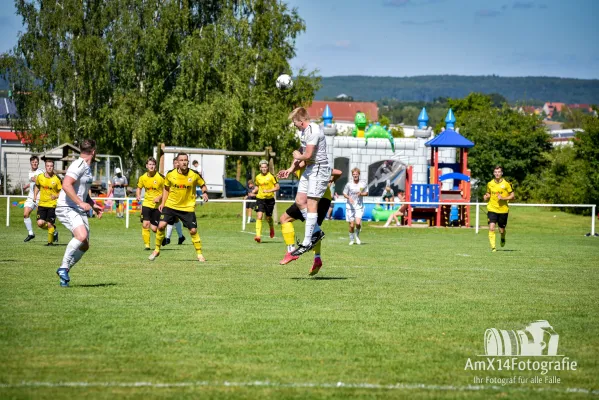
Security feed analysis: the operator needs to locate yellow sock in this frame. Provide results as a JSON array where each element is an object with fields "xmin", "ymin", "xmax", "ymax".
[
  {"xmin": 489, "ymin": 230, "xmax": 496, "ymax": 249},
  {"xmin": 281, "ymin": 222, "xmax": 295, "ymax": 245},
  {"xmin": 40, "ymin": 222, "xmax": 48, "ymax": 230},
  {"xmin": 191, "ymin": 232, "xmax": 202, "ymax": 255},
  {"xmin": 256, "ymin": 219, "xmax": 263, "ymax": 237},
  {"xmin": 155, "ymin": 229, "xmax": 165, "ymax": 252},
  {"xmin": 142, "ymin": 227, "xmax": 151, "ymax": 248},
  {"xmin": 313, "ymin": 240, "xmax": 322, "ymax": 255},
  {"xmin": 48, "ymin": 226, "xmax": 54, "ymax": 243}
]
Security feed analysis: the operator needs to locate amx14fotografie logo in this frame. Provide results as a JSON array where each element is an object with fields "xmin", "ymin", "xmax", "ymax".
[{"xmin": 465, "ymin": 320, "xmax": 578, "ymax": 384}]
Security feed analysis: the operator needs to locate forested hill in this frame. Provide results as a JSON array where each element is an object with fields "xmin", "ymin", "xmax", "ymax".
[{"xmin": 316, "ymin": 75, "xmax": 599, "ymax": 104}]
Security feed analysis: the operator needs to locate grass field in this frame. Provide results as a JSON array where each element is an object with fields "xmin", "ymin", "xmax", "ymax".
[{"xmin": 1, "ymin": 203, "xmax": 598, "ymax": 399}]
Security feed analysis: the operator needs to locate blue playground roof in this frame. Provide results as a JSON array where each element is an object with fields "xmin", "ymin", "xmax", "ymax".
[{"xmin": 425, "ymin": 128, "xmax": 474, "ymax": 148}]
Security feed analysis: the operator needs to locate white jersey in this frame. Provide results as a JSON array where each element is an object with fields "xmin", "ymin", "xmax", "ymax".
[
  {"xmin": 299, "ymin": 122, "xmax": 329, "ymax": 166},
  {"xmin": 57, "ymin": 158, "xmax": 93, "ymax": 211},
  {"xmin": 27, "ymin": 168, "xmax": 45, "ymax": 200},
  {"xmin": 344, "ymin": 180, "xmax": 367, "ymax": 210}
]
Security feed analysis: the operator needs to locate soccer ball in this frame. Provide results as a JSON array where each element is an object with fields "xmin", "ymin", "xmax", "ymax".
[{"xmin": 276, "ymin": 74, "xmax": 293, "ymax": 90}]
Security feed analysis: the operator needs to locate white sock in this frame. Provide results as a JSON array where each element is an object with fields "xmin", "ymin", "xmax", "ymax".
[
  {"xmin": 302, "ymin": 213, "xmax": 318, "ymax": 246},
  {"xmin": 356, "ymin": 227, "xmax": 361, "ymax": 237},
  {"xmin": 166, "ymin": 224, "xmax": 174, "ymax": 239},
  {"xmin": 61, "ymin": 238, "xmax": 83, "ymax": 269},
  {"xmin": 287, "ymin": 244, "xmax": 295, "ymax": 252},
  {"xmin": 247, "ymin": 216, "xmax": 251, "ymax": 223},
  {"xmin": 69, "ymin": 249, "xmax": 86, "ymax": 269},
  {"xmin": 24, "ymin": 218, "xmax": 33, "ymax": 235},
  {"xmin": 349, "ymin": 233, "xmax": 354, "ymax": 241},
  {"xmin": 300, "ymin": 208, "xmax": 308, "ymax": 220},
  {"xmin": 174, "ymin": 221, "xmax": 183, "ymax": 238}
]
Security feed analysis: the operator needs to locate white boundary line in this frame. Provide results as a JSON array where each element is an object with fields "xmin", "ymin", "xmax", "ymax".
[{"xmin": 0, "ymin": 380, "xmax": 597, "ymax": 394}]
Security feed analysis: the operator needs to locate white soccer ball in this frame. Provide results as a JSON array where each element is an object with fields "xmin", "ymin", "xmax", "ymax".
[{"xmin": 276, "ymin": 74, "xmax": 293, "ymax": 90}]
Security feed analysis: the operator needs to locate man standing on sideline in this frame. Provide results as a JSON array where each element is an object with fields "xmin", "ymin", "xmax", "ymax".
[
  {"xmin": 253, "ymin": 160, "xmax": 279, "ymax": 243},
  {"xmin": 279, "ymin": 107, "xmax": 330, "ymax": 257},
  {"xmin": 343, "ymin": 168, "xmax": 368, "ymax": 245},
  {"xmin": 107, "ymin": 167, "xmax": 128, "ymax": 218},
  {"xmin": 23, "ymin": 155, "xmax": 45, "ymax": 242},
  {"xmin": 33, "ymin": 159, "xmax": 62, "ymax": 246},
  {"xmin": 55, "ymin": 139, "xmax": 103, "ymax": 287},
  {"xmin": 484, "ymin": 165, "xmax": 514, "ymax": 252},
  {"xmin": 136, "ymin": 157, "xmax": 164, "ymax": 250},
  {"xmin": 148, "ymin": 153, "xmax": 209, "ymax": 262}
]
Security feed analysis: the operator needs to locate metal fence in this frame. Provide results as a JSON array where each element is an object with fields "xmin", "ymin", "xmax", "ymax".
[{"xmin": 2, "ymin": 195, "xmax": 596, "ymax": 236}]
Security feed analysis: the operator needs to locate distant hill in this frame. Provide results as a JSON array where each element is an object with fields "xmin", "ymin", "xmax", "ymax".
[{"xmin": 316, "ymin": 75, "xmax": 599, "ymax": 104}]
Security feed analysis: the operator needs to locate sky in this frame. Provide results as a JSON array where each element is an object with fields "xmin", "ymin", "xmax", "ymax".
[{"xmin": 1, "ymin": 0, "xmax": 598, "ymax": 79}]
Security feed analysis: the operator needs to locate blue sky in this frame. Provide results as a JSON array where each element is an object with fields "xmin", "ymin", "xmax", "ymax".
[{"xmin": 1, "ymin": 0, "xmax": 597, "ymax": 79}]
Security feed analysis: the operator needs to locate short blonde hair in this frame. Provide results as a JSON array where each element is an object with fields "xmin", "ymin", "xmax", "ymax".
[
  {"xmin": 351, "ymin": 168, "xmax": 360, "ymax": 174},
  {"xmin": 259, "ymin": 159, "xmax": 268, "ymax": 166},
  {"xmin": 289, "ymin": 107, "xmax": 310, "ymax": 122}
]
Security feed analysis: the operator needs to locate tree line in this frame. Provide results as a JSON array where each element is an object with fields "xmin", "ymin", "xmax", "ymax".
[
  {"xmin": 317, "ymin": 75, "xmax": 599, "ymax": 104},
  {"xmin": 0, "ymin": 0, "xmax": 320, "ymax": 172}
]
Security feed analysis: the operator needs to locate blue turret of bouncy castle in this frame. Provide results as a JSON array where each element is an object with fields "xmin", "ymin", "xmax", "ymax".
[
  {"xmin": 322, "ymin": 104, "xmax": 333, "ymax": 127},
  {"xmin": 417, "ymin": 107, "xmax": 429, "ymax": 129}
]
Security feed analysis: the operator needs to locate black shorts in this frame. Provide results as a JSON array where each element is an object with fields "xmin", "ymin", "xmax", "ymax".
[
  {"xmin": 383, "ymin": 195, "xmax": 394, "ymax": 200},
  {"xmin": 256, "ymin": 198, "xmax": 276, "ymax": 217},
  {"xmin": 488, "ymin": 212, "xmax": 509, "ymax": 228},
  {"xmin": 246, "ymin": 198, "xmax": 256, "ymax": 210},
  {"xmin": 160, "ymin": 207, "xmax": 197, "ymax": 229},
  {"xmin": 285, "ymin": 198, "xmax": 331, "ymax": 226},
  {"xmin": 37, "ymin": 206, "xmax": 56, "ymax": 224},
  {"xmin": 141, "ymin": 206, "xmax": 161, "ymax": 226}
]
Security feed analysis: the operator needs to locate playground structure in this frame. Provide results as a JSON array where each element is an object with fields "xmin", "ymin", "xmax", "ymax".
[{"xmin": 403, "ymin": 109, "xmax": 473, "ymax": 227}]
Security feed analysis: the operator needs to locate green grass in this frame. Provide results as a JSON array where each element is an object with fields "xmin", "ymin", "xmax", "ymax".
[{"xmin": 1, "ymin": 204, "xmax": 598, "ymax": 399}]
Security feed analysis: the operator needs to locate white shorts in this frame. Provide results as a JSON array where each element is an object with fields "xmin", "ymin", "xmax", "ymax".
[
  {"xmin": 24, "ymin": 198, "xmax": 37, "ymax": 210},
  {"xmin": 298, "ymin": 164, "xmax": 331, "ymax": 198},
  {"xmin": 346, "ymin": 207, "xmax": 364, "ymax": 222},
  {"xmin": 56, "ymin": 206, "xmax": 90, "ymax": 235}
]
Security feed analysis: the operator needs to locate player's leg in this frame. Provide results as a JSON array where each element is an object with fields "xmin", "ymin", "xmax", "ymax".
[
  {"xmin": 355, "ymin": 211, "xmax": 363, "ymax": 245},
  {"xmin": 309, "ymin": 198, "xmax": 330, "ymax": 275},
  {"xmin": 348, "ymin": 217, "xmax": 355, "ymax": 245},
  {"xmin": 266, "ymin": 199, "xmax": 275, "ymax": 238},
  {"xmin": 23, "ymin": 200, "xmax": 36, "ymax": 241},
  {"xmin": 182, "ymin": 211, "xmax": 205, "ymax": 262},
  {"xmin": 149, "ymin": 209, "xmax": 172, "ymax": 260},
  {"xmin": 499, "ymin": 213, "xmax": 509, "ymax": 247},
  {"xmin": 174, "ymin": 220, "xmax": 184, "ymax": 243},
  {"xmin": 487, "ymin": 212, "xmax": 498, "ymax": 252},
  {"xmin": 141, "ymin": 207, "xmax": 152, "ymax": 249},
  {"xmin": 56, "ymin": 208, "xmax": 90, "ymax": 286},
  {"xmin": 280, "ymin": 203, "xmax": 303, "ymax": 264},
  {"xmin": 255, "ymin": 201, "xmax": 264, "ymax": 243}
]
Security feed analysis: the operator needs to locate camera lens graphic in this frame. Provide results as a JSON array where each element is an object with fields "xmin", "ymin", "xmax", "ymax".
[{"xmin": 484, "ymin": 328, "xmax": 523, "ymax": 356}]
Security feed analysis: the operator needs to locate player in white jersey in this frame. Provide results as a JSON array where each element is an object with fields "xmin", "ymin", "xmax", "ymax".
[
  {"xmin": 278, "ymin": 107, "xmax": 330, "ymax": 257},
  {"xmin": 55, "ymin": 139, "xmax": 103, "ymax": 287},
  {"xmin": 343, "ymin": 168, "xmax": 368, "ymax": 245},
  {"xmin": 23, "ymin": 155, "xmax": 45, "ymax": 242}
]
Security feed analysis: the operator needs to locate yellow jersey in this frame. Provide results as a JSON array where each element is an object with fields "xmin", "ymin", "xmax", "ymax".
[
  {"xmin": 486, "ymin": 179, "xmax": 513, "ymax": 213},
  {"xmin": 294, "ymin": 168, "xmax": 332, "ymax": 200},
  {"xmin": 255, "ymin": 172, "xmax": 278, "ymax": 200},
  {"xmin": 35, "ymin": 173, "xmax": 62, "ymax": 208},
  {"xmin": 164, "ymin": 168, "xmax": 205, "ymax": 212},
  {"xmin": 137, "ymin": 172, "xmax": 165, "ymax": 209}
]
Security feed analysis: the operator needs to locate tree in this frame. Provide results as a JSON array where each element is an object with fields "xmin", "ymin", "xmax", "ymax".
[
  {"xmin": 445, "ymin": 93, "xmax": 552, "ymax": 199},
  {"xmin": 5, "ymin": 0, "xmax": 319, "ymax": 171}
]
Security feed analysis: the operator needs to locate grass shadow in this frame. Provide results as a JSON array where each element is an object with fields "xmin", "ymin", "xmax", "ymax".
[
  {"xmin": 77, "ymin": 283, "xmax": 118, "ymax": 288},
  {"xmin": 290, "ymin": 276, "xmax": 352, "ymax": 280}
]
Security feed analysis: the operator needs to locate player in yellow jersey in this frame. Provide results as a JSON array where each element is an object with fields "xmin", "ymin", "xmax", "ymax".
[
  {"xmin": 136, "ymin": 157, "xmax": 164, "ymax": 250},
  {"xmin": 483, "ymin": 166, "xmax": 514, "ymax": 252},
  {"xmin": 253, "ymin": 160, "xmax": 280, "ymax": 243},
  {"xmin": 279, "ymin": 164, "xmax": 342, "ymax": 276},
  {"xmin": 148, "ymin": 153, "xmax": 209, "ymax": 262},
  {"xmin": 33, "ymin": 159, "xmax": 62, "ymax": 246}
]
